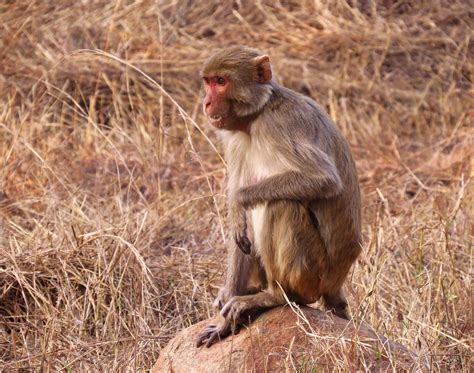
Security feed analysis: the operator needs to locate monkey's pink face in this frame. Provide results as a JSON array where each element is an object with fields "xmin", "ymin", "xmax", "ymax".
[{"xmin": 202, "ymin": 75, "xmax": 232, "ymax": 129}]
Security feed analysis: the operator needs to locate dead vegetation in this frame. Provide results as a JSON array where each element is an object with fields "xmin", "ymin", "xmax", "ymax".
[{"xmin": 0, "ymin": 0, "xmax": 472, "ymax": 371}]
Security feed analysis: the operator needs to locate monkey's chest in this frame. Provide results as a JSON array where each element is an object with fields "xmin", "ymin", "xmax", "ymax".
[{"xmin": 241, "ymin": 141, "xmax": 281, "ymax": 252}]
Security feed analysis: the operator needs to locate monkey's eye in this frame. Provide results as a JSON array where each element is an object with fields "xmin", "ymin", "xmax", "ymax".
[
  {"xmin": 203, "ymin": 77, "xmax": 210, "ymax": 84},
  {"xmin": 217, "ymin": 77, "xmax": 226, "ymax": 85}
]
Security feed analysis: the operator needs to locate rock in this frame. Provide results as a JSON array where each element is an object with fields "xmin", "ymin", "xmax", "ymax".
[{"xmin": 154, "ymin": 306, "xmax": 418, "ymax": 372}]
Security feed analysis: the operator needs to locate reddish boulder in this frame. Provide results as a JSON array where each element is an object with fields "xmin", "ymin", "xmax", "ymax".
[{"xmin": 154, "ymin": 306, "xmax": 419, "ymax": 372}]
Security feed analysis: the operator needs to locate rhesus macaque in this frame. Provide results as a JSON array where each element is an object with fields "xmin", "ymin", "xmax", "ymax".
[{"xmin": 196, "ymin": 46, "xmax": 362, "ymax": 348}]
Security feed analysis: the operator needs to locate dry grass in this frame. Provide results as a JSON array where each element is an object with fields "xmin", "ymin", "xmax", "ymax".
[{"xmin": 0, "ymin": 0, "xmax": 472, "ymax": 371}]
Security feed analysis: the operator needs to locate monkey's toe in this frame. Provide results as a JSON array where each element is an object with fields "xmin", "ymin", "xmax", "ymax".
[
  {"xmin": 332, "ymin": 307, "xmax": 350, "ymax": 320},
  {"xmin": 196, "ymin": 323, "xmax": 231, "ymax": 348},
  {"xmin": 196, "ymin": 324, "xmax": 217, "ymax": 348},
  {"xmin": 221, "ymin": 297, "xmax": 245, "ymax": 322}
]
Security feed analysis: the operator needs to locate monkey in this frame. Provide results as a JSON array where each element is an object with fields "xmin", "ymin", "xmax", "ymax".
[{"xmin": 196, "ymin": 46, "xmax": 362, "ymax": 348}]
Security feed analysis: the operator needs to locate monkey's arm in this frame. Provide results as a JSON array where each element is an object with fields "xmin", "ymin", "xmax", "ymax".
[
  {"xmin": 214, "ymin": 238, "xmax": 254, "ymax": 308},
  {"xmin": 237, "ymin": 148, "xmax": 342, "ymax": 209}
]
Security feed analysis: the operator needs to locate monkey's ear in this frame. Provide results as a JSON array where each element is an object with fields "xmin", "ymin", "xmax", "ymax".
[{"xmin": 254, "ymin": 55, "xmax": 272, "ymax": 83}]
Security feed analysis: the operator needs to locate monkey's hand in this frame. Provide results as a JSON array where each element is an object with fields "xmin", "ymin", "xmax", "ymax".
[{"xmin": 230, "ymin": 206, "xmax": 251, "ymax": 254}]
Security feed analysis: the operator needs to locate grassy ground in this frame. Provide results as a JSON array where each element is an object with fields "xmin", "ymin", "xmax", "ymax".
[{"xmin": 0, "ymin": 1, "xmax": 472, "ymax": 371}]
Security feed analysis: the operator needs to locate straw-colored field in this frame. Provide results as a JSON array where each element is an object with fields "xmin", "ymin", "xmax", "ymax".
[{"xmin": 0, "ymin": 1, "xmax": 472, "ymax": 371}]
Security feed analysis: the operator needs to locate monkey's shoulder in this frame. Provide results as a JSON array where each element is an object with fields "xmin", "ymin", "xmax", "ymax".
[{"xmin": 261, "ymin": 86, "xmax": 336, "ymax": 138}]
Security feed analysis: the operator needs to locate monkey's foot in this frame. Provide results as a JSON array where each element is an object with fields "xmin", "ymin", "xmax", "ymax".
[
  {"xmin": 212, "ymin": 287, "xmax": 232, "ymax": 310},
  {"xmin": 221, "ymin": 292, "xmax": 280, "ymax": 321},
  {"xmin": 196, "ymin": 319, "xmax": 239, "ymax": 348},
  {"xmin": 323, "ymin": 293, "xmax": 350, "ymax": 320},
  {"xmin": 221, "ymin": 297, "xmax": 248, "ymax": 321},
  {"xmin": 331, "ymin": 307, "xmax": 350, "ymax": 320},
  {"xmin": 195, "ymin": 324, "xmax": 226, "ymax": 348}
]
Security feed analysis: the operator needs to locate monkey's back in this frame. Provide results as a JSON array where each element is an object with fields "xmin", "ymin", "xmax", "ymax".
[{"xmin": 259, "ymin": 85, "xmax": 362, "ymax": 267}]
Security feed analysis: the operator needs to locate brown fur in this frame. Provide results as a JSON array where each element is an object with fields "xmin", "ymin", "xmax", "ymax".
[{"xmin": 197, "ymin": 46, "xmax": 362, "ymax": 348}]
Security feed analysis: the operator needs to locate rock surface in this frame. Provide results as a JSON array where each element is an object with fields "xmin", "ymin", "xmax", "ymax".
[{"xmin": 154, "ymin": 306, "xmax": 417, "ymax": 372}]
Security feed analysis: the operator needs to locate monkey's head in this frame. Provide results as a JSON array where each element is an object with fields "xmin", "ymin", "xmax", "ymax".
[{"xmin": 201, "ymin": 46, "xmax": 274, "ymax": 131}]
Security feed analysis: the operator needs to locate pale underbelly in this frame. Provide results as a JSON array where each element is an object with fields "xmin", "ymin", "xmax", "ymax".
[{"xmin": 251, "ymin": 204, "xmax": 267, "ymax": 252}]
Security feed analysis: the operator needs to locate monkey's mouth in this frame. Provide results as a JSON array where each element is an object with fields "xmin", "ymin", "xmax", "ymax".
[{"xmin": 208, "ymin": 115, "xmax": 224, "ymax": 128}]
